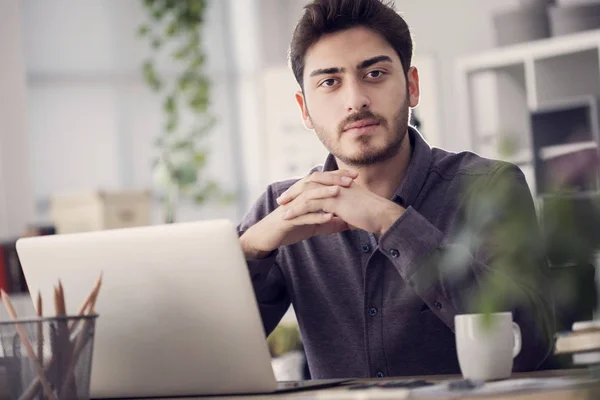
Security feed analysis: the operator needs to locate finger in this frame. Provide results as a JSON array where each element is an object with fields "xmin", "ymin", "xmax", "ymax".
[
  {"xmin": 314, "ymin": 217, "xmax": 349, "ymax": 235},
  {"xmin": 307, "ymin": 170, "xmax": 357, "ymax": 187},
  {"xmin": 277, "ymin": 170, "xmax": 356, "ymax": 205},
  {"xmin": 281, "ymin": 187, "xmax": 338, "ymax": 220},
  {"xmin": 286, "ymin": 212, "xmax": 336, "ymax": 227}
]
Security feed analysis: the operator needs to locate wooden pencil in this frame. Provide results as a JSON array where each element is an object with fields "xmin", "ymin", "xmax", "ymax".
[
  {"xmin": 56, "ymin": 282, "xmax": 76, "ymax": 399},
  {"xmin": 36, "ymin": 291, "xmax": 44, "ymax": 400},
  {"xmin": 69, "ymin": 273, "xmax": 102, "ymax": 332},
  {"xmin": 20, "ymin": 274, "xmax": 103, "ymax": 400},
  {"xmin": 60, "ymin": 281, "xmax": 101, "ymax": 397},
  {"xmin": 36, "ymin": 291, "xmax": 43, "ymax": 364},
  {"xmin": 1, "ymin": 290, "xmax": 57, "ymax": 400}
]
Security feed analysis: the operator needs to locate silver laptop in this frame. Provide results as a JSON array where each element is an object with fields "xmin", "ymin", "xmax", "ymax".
[{"xmin": 16, "ymin": 220, "xmax": 348, "ymax": 398}]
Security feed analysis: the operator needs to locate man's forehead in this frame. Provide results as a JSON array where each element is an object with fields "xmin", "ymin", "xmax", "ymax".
[{"xmin": 304, "ymin": 28, "xmax": 399, "ymax": 73}]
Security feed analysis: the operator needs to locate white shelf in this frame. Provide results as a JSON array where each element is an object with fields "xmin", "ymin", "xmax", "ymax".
[
  {"xmin": 539, "ymin": 141, "xmax": 598, "ymax": 160},
  {"xmin": 457, "ymin": 29, "xmax": 600, "ymax": 73},
  {"xmin": 458, "ymin": 28, "xmax": 600, "ymax": 198}
]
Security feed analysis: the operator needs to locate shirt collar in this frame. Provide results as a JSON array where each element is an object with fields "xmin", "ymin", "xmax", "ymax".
[{"xmin": 321, "ymin": 126, "xmax": 433, "ymax": 208}]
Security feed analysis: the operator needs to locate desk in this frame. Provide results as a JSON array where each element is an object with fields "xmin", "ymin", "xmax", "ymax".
[{"xmin": 151, "ymin": 369, "xmax": 600, "ymax": 400}]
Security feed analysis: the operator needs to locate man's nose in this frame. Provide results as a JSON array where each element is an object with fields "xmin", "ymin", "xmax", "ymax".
[{"xmin": 345, "ymin": 81, "xmax": 371, "ymax": 113}]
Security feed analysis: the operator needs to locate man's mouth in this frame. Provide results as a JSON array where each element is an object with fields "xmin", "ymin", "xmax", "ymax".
[{"xmin": 343, "ymin": 119, "xmax": 380, "ymax": 132}]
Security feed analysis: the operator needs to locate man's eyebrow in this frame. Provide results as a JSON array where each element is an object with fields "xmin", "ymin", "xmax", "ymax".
[
  {"xmin": 356, "ymin": 55, "xmax": 393, "ymax": 70},
  {"xmin": 309, "ymin": 67, "xmax": 345, "ymax": 77},
  {"xmin": 308, "ymin": 55, "xmax": 392, "ymax": 78}
]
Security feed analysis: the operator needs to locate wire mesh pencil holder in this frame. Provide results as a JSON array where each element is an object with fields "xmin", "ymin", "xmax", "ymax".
[{"xmin": 0, "ymin": 314, "xmax": 98, "ymax": 400}]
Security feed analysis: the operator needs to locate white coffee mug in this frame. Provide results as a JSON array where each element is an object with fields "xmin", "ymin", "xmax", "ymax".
[{"xmin": 454, "ymin": 312, "xmax": 522, "ymax": 381}]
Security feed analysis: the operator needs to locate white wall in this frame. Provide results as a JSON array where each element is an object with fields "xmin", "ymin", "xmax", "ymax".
[
  {"xmin": 0, "ymin": 0, "xmax": 34, "ymax": 240},
  {"xmin": 225, "ymin": 0, "xmax": 268, "ymax": 209},
  {"xmin": 21, "ymin": 0, "xmax": 242, "ymax": 224}
]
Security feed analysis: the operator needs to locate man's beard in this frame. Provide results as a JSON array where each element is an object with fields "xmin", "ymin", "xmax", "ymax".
[{"xmin": 311, "ymin": 95, "xmax": 410, "ymax": 167}]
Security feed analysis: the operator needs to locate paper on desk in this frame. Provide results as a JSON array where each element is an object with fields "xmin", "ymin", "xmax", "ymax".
[
  {"xmin": 410, "ymin": 377, "xmax": 593, "ymax": 398},
  {"xmin": 313, "ymin": 388, "xmax": 410, "ymax": 399}
]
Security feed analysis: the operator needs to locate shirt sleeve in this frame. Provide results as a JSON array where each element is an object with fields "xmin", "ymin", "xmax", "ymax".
[
  {"xmin": 237, "ymin": 185, "xmax": 291, "ymax": 336},
  {"xmin": 379, "ymin": 163, "xmax": 554, "ymax": 372}
]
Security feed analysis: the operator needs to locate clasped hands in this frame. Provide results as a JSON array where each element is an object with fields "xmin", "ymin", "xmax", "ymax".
[
  {"xmin": 240, "ymin": 169, "xmax": 405, "ymax": 259},
  {"xmin": 277, "ymin": 169, "xmax": 405, "ymax": 235}
]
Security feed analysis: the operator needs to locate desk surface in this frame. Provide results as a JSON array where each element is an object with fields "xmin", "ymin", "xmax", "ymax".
[{"xmin": 150, "ymin": 369, "xmax": 600, "ymax": 400}]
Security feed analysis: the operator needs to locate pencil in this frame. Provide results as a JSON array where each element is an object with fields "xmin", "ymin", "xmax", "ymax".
[
  {"xmin": 36, "ymin": 291, "xmax": 43, "ymax": 373},
  {"xmin": 36, "ymin": 291, "xmax": 44, "ymax": 400},
  {"xmin": 20, "ymin": 275, "xmax": 102, "ymax": 400},
  {"xmin": 1, "ymin": 290, "xmax": 57, "ymax": 400},
  {"xmin": 69, "ymin": 273, "xmax": 102, "ymax": 332},
  {"xmin": 60, "ymin": 278, "xmax": 101, "ymax": 397},
  {"xmin": 56, "ymin": 282, "xmax": 75, "ymax": 399}
]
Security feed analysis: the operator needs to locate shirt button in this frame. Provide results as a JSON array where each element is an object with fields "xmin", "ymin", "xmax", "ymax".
[
  {"xmin": 361, "ymin": 244, "xmax": 371, "ymax": 253},
  {"xmin": 376, "ymin": 371, "xmax": 385, "ymax": 378},
  {"xmin": 434, "ymin": 301, "xmax": 442, "ymax": 310},
  {"xmin": 390, "ymin": 249, "xmax": 399, "ymax": 258},
  {"xmin": 368, "ymin": 307, "xmax": 378, "ymax": 316}
]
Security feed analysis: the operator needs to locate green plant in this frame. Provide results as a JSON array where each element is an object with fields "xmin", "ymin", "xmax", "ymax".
[
  {"xmin": 447, "ymin": 138, "xmax": 600, "ymax": 334},
  {"xmin": 138, "ymin": 0, "xmax": 230, "ymax": 223},
  {"xmin": 267, "ymin": 324, "xmax": 303, "ymax": 357}
]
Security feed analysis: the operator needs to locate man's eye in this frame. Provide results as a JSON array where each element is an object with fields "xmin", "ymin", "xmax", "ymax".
[
  {"xmin": 367, "ymin": 70, "xmax": 384, "ymax": 79},
  {"xmin": 320, "ymin": 79, "xmax": 337, "ymax": 87}
]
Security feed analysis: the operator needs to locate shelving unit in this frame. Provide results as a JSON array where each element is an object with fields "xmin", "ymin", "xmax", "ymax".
[
  {"xmin": 456, "ymin": 28, "xmax": 600, "ymax": 199},
  {"xmin": 539, "ymin": 141, "xmax": 597, "ymax": 161}
]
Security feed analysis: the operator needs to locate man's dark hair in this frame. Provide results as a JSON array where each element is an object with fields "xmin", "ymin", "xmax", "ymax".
[{"xmin": 288, "ymin": 0, "xmax": 413, "ymax": 89}]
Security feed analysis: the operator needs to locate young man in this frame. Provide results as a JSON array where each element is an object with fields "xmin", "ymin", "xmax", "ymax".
[{"xmin": 238, "ymin": 0, "xmax": 553, "ymax": 379}]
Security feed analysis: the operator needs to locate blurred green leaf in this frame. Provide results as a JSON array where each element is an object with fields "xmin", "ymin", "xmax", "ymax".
[
  {"xmin": 175, "ymin": 163, "xmax": 197, "ymax": 186},
  {"xmin": 137, "ymin": 24, "xmax": 151, "ymax": 36},
  {"xmin": 190, "ymin": 53, "xmax": 206, "ymax": 69},
  {"xmin": 165, "ymin": 19, "xmax": 179, "ymax": 37},
  {"xmin": 190, "ymin": 117, "xmax": 217, "ymax": 138},
  {"xmin": 151, "ymin": 37, "xmax": 162, "ymax": 49},
  {"xmin": 142, "ymin": 60, "xmax": 161, "ymax": 91},
  {"xmin": 193, "ymin": 152, "xmax": 206, "ymax": 168},
  {"xmin": 193, "ymin": 181, "xmax": 236, "ymax": 206},
  {"xmin": 189, "ymin": 87, "xmax": 209, "ymax": 112},
  {"xmin": 151, "ymin": 7, "xmax": 166, "ymax": 21},
  {"xmin": 163, "ymin": 95, "xmax": 176, "ymax": 113},
  {"xmin": 190, "ymin": 0, "xmax": 205, "ymax": 15},
  {"xmin": 173, "ymin": 47, "xmax": 189, "ymax": 61},
  {"xmin": 194, "ymin": 181, "xmax": 218, "ymax": 204},
  {"xmin": 172, "ymin": 140, "xmax": 193, "ymax": 151},
  {"xmin": 165, "ymin": 116, "xmax": 178, "ymax": 133},
  {"xmin": 189, "ymin": 32, "xmax": 200, "ymax": 49}
]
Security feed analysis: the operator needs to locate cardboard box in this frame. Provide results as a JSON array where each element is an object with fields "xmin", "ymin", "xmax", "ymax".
[{"xmin": 50, "ymin": 190, "xmax": 152, "ymax": 234}]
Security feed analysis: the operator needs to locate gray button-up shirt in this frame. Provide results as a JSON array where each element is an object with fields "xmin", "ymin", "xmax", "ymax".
[{"xmin": 238, "ymin": 127, "xmax": 553, "ymax": 379}]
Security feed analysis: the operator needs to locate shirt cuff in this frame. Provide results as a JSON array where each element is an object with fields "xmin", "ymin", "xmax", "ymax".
[
  {"xmin": 379, "ymin": 206, "xmax": 444, "ymax": 280},
  {"xmin": 246, "ymin": 249, "xmax": 279, "ymax": 277}
]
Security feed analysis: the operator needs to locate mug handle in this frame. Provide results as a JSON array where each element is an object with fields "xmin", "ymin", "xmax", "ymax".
[{"xmin": 512, "ymin": 322, "xmax": 522, "ymax": 358}]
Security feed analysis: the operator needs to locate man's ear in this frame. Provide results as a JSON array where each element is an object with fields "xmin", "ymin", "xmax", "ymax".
[
  {"xmin": 295, "ymin": 91, "xmax": 313, "ymax": 130},
  {"xmin": 407, "ymin": 66, "xmax": 420, "ymax": 108}
]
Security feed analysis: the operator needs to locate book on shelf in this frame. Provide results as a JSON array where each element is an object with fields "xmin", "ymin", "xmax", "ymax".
[
  {"xmin": 573, "ymin": 351, "xmax": 600, "ymax": 365},
  {"xmin": 555, "ymin": 320, "xmax": 600, "ymax": 355}
]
